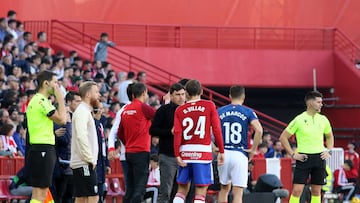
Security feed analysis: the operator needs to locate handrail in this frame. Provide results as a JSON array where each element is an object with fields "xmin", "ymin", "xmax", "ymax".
[
  {"xmin": 61, "ymin": 21, "xmax": 334, "ymax": 50},
  {"xmin": 334, "ymin": 28, "xmax": 360, "ymax": 63},
  {"xmin": 26, "ymin": 20, "xmax": 290, "ymax": 136}
]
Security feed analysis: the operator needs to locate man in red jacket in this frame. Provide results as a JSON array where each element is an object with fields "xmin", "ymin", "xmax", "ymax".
[{"xmin": 118, "ymin": 82, "xmax": 155, "ymax": 203}]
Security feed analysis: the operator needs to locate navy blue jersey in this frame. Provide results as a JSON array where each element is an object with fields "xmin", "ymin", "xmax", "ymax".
[{"xmin": 217, "ymin": 104, "xmax": 258, "ymax": 155}]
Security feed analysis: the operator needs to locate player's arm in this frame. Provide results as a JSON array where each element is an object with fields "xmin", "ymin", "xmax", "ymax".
[
  {"xmin": 248, "ymin": 119, "xmax": 263, "ymax": 159},
  {"xmin": 211, "ymin": 104, "xmax": 225, "ymax": 165},
  {"xmin": 279, "ymin": 129, "xmax": 294, "ymax": 156},
  {"xmin": 49, "ymin": 83, "xmax": 67, "ymax": 125},
  {"xmin": 173, "ymin": 110, "xmax": 186, "ymax": 167},
  {"xmin": 321, "ymin": 119, "xmax": 334, "ymax": 160}
]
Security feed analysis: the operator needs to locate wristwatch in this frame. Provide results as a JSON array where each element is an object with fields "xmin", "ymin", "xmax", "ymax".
[{"xmin": 326, "ymin": 149, "xmax": 332, "ymax": 155}]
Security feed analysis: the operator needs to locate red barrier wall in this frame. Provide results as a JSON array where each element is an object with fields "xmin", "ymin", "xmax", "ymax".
[
  {"xmin": 119, "ymin": 47, "xmax": 334, "ymax": 87},
  {"xmin": 1, "ymin": 0, "xmax": 360, "ymax": 44}
]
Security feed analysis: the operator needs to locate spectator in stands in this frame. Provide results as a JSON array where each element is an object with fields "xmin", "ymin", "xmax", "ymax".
[
  {"xmin": 344, "ymin": 142, "xmax": 359, "ymax": 183},
  {"xmin": 83, "ymin": 70, "xmax": 92, "ymax": 81},
  {"xmin": 10, "ymin": 45, "xmax": 19, "ymax": 60},
  {"xmin": 37, "ymin": 31, "xmax": 54, "ymax": 55},
  {"xmin": 0, "ymin": 136, "xmax": 13, "ymax": 156},
  {"xmin": 23, "ymin": 43, "xmax": 34, "ymax": 58},
  {"xmin": 69, "ymin": 50, "xmax": 77, "ymax": 64},
  {"xmin": 52, "ymin": 57, "xmax": 64, "ymax": 79},
  {"xmin": 0, "ymin": 109, "xmax": 11, "ymax": 126},
  {"xmin": 74, "ymin": 57, "xmax": 83, "ymax": 69},
  {"xmin": 333, "ymin": 160, "xmax": 357, "ymax": 202},
  {"xmin": 8, "ymin": 105, "xmax": 20, "ymax": 128},
  {"xmin": 263, "ymin": 132, "xmax": 274, "ymax": 158},
  {"xmin": 253, "ymin": 143, "xmax": 268, "ymax": 159},
  {"xmin": 0, "ymin": 18, "xmax": 8, "ymax": 41},
  {"xmin": 6, "ymin": 10, "xmax": 17, "ymax": 21},
  {"xmin": 150, "ymin": 136, "xmax": 159, "ymax": 155},
  {"xmin": 266, "ymin": 140, "xmax": 284, "ymax": 158},
  {"xmin": 117, "ymin": 71, "xmax": 135, "ymax": 106},
  {"xmin": 246, "ymin": 160, "xmax": 256, "ymax": 193},
  {"xmin": 9, "ymin": 167, "xmax": 32, "ymax": 197},
  {"xmin": 7, "ymin": 19, "xmax": 18, "ymax": 40},
  {"xmin": 1, "ymin": 40, "xmax": 12, "ymax": 58},
  {"xmin": 15, "ymin": 21, "xmax": 24, "ymax": 38},
  {"xmin": 145, "ymin": 154, "xmax": 161, "ymax": 203},
  {"xmin": 63, "ymin": 57, "xmax": 71, "ymax": 68},
  {"xmin": 0, "ymin": 123, "xmax": 19, "ymax": 156},
  {"xmin": 94, "ymin": 102, "xmax": 111, "ymax": 203},
  {"xmin": 7, "ymin": 75, "xmax": 20, "ymax": 93},
  {"xmin": 137, "ymin": 71, "xmax": 147, "ymax": 83},
  {"xmin": 94, "ymin": 32, "xmax": 115, "ymax": 62},
  {"xmin": 13, "ymin": 122, "xmax": 26, "ymax": 156},
  {"xmin": 117, "ymin": 82, "xmax": 156, "ymax": 203}
]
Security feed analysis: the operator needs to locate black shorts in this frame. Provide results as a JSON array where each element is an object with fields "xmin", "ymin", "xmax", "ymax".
[
  {"xmin": 73, "ymin": 164, "xmax": 98, "ymax": 197},
  {"xmin": 293, "ymin": 153, "xmax": 326, "ymax": 185},
  {"xmin": 27, "ymin": 144, "xmax": 56, "ymax": 187}
]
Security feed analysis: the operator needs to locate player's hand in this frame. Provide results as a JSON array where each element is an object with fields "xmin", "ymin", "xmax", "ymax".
[
  {"xmin": 108, "ymin": 150, "xmax": 116, "ymax": 161},
  {"xmin": 293, "ymin": 153, "xmax": 308, "ymax": 162},
  {"xmin": 55, "ymin": 127, "xmax": 66, "ymax": 137},
  {"xmin": 52, "ymin": 82, "xmax": 64, "ymax": 100},
  {"xmin": 92, "ymin": 164, "xmax": 97, "ymax": 170},
  {"xmin": 171, "ymin": 127, "xmax": 174, "ymax": 135},
  {"xmin": 176, "ymin": 156, "xmax": 187, "ymax": 167},
  {"xmin": 217, "ymin": 153, "xmax": 225, "ymax": 166},
  {"xmin": 212, "ymin": 144, "xmax": 219, "ymax": 156},
  {"xmin": 320, "ymin": 151, "xmax": 331, "ymax": 160},
  {"xmin": 244, "ymin": 148, "xmax": 256, "ymax": 160}
]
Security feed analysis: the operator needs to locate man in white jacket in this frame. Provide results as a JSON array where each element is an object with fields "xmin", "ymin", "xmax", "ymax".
[{"xmin": 70, "ymin": 81, "xmax": 100, "ymax": 203}]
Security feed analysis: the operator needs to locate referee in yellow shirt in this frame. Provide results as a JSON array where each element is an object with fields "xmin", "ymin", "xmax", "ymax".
[
  {"xmin": 26, "ymin": 71, "xmax": 66, "ymax": 203},
  {"xmin": 280, "ymin": 91, "xmax": 334, "ymax": 203}
]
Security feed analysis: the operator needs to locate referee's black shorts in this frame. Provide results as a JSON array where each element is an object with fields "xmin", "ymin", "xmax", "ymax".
[
  {"xmin": 293, "ymin": 153, "xmax": 327, "ymax": 185},
  {"xmin": 27, "ymin": 144, "xmax": 56, "ymax": 187}
]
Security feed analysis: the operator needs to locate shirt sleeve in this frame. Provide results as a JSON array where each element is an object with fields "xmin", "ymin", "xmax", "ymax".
[
  {"xmin": 74, "ymin": 110, "xmax": 94, "ymax": 164},
  {"xmin": 323, "ymin": 117, "xmax": 332, "ymax": 135},
  {"xmin": 173, "ymin": 109, "xmax": 182, "ymax": 157},
  {"xmin": 142, "ymin": 103, "xmax": 156, "ymax": 120},
  {"xmin": 210, "ymin": 103, "xmax": 224, "ymax": 153},
  {"xmin": 108, "ymin": 110, "xmax": 122, "ymax": 150},
  {"xmin": 285, "ymin": 117, "xmax": 298, "ymax": 135},
  {"xmin": 39, "ymin": 98, "xmax": 56, "ymax": 117},
  {"xmin": 149, "ymin": 106, "xmax": 172, "ymax": 138},
  {"xmin": 248, "ymin": 109, "xmax": 259, "ymax": 123}
]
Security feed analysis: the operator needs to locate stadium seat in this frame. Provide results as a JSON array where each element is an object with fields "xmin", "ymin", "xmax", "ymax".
[
  {"xmin": 0, "ymin": 179, "xmax": 10, "ymax": 202},
  {"xmin": 106, "ymin": 178, "xmax": 124, "ymax": 203}
]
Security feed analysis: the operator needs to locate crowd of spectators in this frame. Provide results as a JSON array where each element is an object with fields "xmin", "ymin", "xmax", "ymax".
[{"xmin": 0, "ymin": 10, "xmax": 160, "ymax": 158}]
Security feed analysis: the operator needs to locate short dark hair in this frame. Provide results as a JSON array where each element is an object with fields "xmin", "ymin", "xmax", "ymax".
[
  {"xmin": 185, "ymin": 80, "xmax": 202, "ymax": 97},
  {"xmin": 132, "ymin": 83, "xmax": 147, "ymax": 98},
  {"xmin": 344, "ymin": 159, "xmax": 354, "ymax": 169},
  {"xmin": 69, "ymin": 50, "xmax": 77, "ymax": 56},
  {"xmin": 8, "ymin": 19, "xmax": 16, "ymax": 25},
  {"xmin": 169, "ymin": 83, "xmax": 185, "ymax": 94},
  {"xmin": 65, "ymin": 91, "xmax": 80, "ymax": 103},
  {"xmin": 36, "ymin": 71, "xmax": 57, "ymax": 90},
  {"xmin": 7, "ymin": 10, "xmax": 16, "ymax": 17},
  {"xmin": 23, "ymin": 31, "xmax": 31, "ymax": 38},
  {"xmin": 0, "ymin": 123, "xmax": 14, "ymax": 136},
  {"xmin": 150, "ymin": 154, "xmax": 159, "ymax": 162},
  {"xmin": 37, "ymin": 31, "xmax": 45, "ymax": 39},
  {"xmin": 127, "ymin": 83, "xmax": 135, "ymax": 102},
  {"xmin": 100, "ymin": 32, "xmax": 108, "ymax": 38},
  {"xmin": 258, "ymin": 143, "xmax": 268, "ymax": 149},
  {"xmin": 304, "ymin": 91, "xmax": 323, "ymax": 102},
  {"xmin": 230, "ymin": 85, "xmax": 245, "ymax": 99},
  {"xmin": 178, "ymin": 78, "xmax": 189, "ymax": 86},
  {"xmin": 127, "ymin": 71, "xmax": 135, "ymax": 79}
]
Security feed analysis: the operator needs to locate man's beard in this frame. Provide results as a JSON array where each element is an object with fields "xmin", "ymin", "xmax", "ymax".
[{"xmin": 90, "ymin": 97, "xmax": 100, "ymax": 108}]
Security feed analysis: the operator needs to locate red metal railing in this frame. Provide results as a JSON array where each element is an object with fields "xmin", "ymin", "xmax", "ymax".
[
  {"xmin": 60, "ymin": 21, "xmax": 334, "ymax": 50},
  {"xmin": 334, "ymin": 29, "xmax": 360, "ymax": 63},
  {"xmin": 24, "ymin": 20, "xmax": 288, "ymax": 136}
]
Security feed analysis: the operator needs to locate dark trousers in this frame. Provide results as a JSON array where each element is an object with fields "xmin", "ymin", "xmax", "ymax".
[
  {"xmin": 123, "ymin": 152, "xmax": 150, "ymax": 203},
  {"xmin": 54, "ymin": 175, "xmax": 73, "ymax": 203}
]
